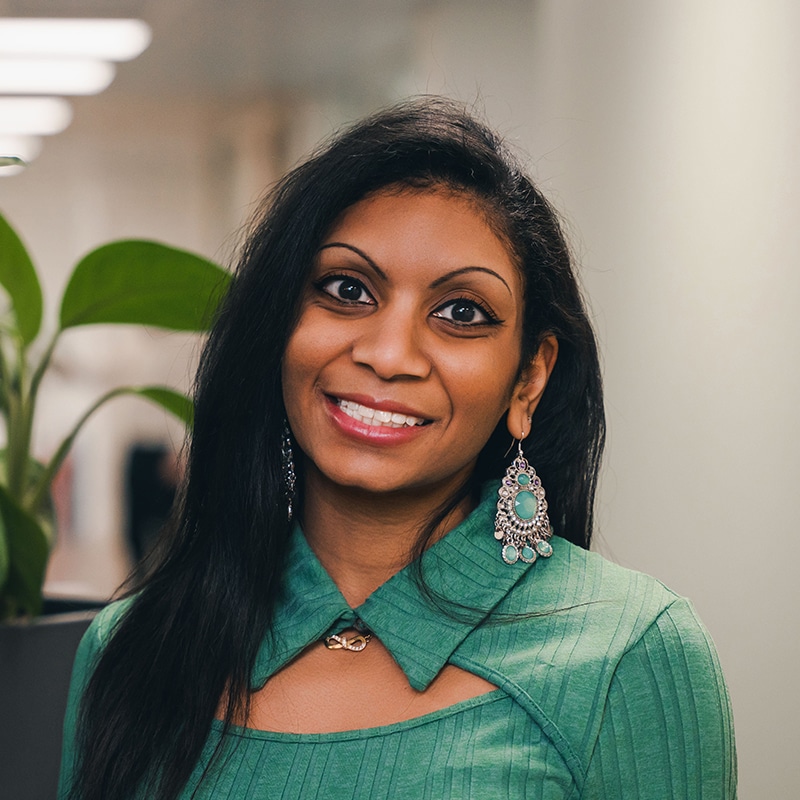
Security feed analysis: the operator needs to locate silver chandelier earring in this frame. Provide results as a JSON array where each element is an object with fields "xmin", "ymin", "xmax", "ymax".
[
  {"xmin": 494, "ymin": 432, "xmax": 554, "ymax": 565},
  {"xmin": 281, "ymin": 422, "xmax": 296, "ymax": 521}
]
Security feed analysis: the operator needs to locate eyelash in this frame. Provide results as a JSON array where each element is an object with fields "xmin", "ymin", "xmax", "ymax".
[
  {"xmin": 314, "ymin": 274, "xmax": 375, "ymax": 305},
  {"xmin": 314, "ymin": 274, "xmax": 501, "ymax": 327},
  {"xmin": 431, "ymin": 298, "xmax": 500, "ymax": 327}
]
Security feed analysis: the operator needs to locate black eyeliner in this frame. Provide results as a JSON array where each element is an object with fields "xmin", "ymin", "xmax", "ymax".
[
  {"xmin": 313, "ymin": 273, "xmax": 375, "ymax": 305},
  {"xmin": 433, "ymin": 296, "xmax": 504, "ymax": 327}
]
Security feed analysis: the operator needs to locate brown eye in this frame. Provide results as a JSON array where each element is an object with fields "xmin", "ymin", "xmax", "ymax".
[
  {"xmin": 432, "ymin": 298, "xmax": 496, "ymax": 326},
  {"xmin": 337, "ymin": 279, "xmax": 364, "ymax": 301},
  {"xmin": 450, "ymin": 302, "xmax": 477, "ymax": 323},
  {"xmin": 318, "ymin": 276, "xmax": 375, "ymax": 305}
]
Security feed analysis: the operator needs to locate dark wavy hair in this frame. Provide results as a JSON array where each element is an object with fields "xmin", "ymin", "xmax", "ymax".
[{"xmin": 69, "ymin": 97, "xmax": 604, "ymax": 800}]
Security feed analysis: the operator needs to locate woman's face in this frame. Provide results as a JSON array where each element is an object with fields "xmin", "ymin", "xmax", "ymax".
[{"xmin": 282, "ymin": 186, "xmax": 533, "ymax": 498}]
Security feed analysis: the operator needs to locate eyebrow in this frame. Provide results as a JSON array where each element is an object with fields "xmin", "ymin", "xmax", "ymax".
[
  {"xmin": 317, "ymin": 242, "xmax": 388, "ymax": 280},
  {"xmin": 317, "ymin": 243, "xmax": 512, "ymax": 297},
  {"xmin": 429, "ymin": 266, "xmax": 512, "ymax": 296}
]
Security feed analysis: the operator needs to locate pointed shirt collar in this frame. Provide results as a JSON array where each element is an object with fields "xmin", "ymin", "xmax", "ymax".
[{"xmin": 253, "ymin": 484, "xmax": 538, "ymax": 691}]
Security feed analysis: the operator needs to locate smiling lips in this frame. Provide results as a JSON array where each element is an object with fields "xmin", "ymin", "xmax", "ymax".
[{"xmin": 336, "ymin": 398, "xmax": 427, "ymax": 428}]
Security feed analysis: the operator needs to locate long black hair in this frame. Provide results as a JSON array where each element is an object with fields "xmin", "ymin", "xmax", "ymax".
[{"xmin": 70, "ymin": 97, "xmax": 604, "ymax": 800}]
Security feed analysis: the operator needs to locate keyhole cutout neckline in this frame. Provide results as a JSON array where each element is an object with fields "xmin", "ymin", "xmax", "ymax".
[
  {"xmin": 229, "ymin": 483, "xmax": 545, "ymax": 733},
  {"xmin": 239, "ymin": 636, "xmax": 500, "ymax": 734}
]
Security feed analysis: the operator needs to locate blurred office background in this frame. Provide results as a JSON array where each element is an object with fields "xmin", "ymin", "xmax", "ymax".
[{"xmin": 1, "ymin": 1, "xmax": 796, "ymax": 796}]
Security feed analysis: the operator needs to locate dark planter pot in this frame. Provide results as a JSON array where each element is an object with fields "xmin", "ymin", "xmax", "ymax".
[{"xmin": 0, "ymin": 599, "xmax": 104, "ymax": 800}]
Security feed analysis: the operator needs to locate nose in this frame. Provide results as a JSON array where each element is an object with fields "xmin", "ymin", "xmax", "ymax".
[{"xmin": 350, "ymin": 306, "xmax": 431, "ymax": 381}]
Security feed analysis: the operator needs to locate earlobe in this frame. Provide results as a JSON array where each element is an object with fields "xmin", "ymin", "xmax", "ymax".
[{"xmin": 506, "ymin": 335, "xmax": 558, "ymax": 439}]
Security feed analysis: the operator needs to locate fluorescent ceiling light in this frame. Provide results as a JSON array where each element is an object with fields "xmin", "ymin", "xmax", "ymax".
[
  {"xmin": 0, "ymin": 18, "xmax": 151, "ymax": 61},
  {"xmin": 0, "ymin": 58, "xmax": 115, "ymax": 95},
  {"xmin": 0, "ymin": 135, "xmax": 43, "ymax": 162},
  {"xmin": 0, "ymin": 136, "xmax": 42, "ymax": 176},
  {"xmin": 0, "ymin": 160, "xmax": 25, "ymax": 176},
  {"xmin": 0, "ymin": 97, "xmax": 72, "ymax": 136}
]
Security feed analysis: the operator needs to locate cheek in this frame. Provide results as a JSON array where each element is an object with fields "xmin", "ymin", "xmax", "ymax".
[
  {"xmin": 281, "ymin": 309, "xmax": 350, "ymax": 439},
  {"xmin": 443, "ymin": 349, "xmax": 519, "ymax": 426},
  {"xmin": 281, "ymin": 321, "xmax": 317, "ymax": 414},
  {"xmin": 282, "ymin": 306, "xmax": 330, "ymax": 378}
]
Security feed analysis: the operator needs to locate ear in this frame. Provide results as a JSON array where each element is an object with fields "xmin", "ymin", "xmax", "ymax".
[{"xmin": 506, "ymin": 335, "xmax": 558, "ymax": 440}]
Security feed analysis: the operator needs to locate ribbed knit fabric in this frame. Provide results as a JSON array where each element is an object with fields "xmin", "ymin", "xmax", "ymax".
[{"xmin": 59, "ymin": 486, "xmax": 737, "ymax": 799}]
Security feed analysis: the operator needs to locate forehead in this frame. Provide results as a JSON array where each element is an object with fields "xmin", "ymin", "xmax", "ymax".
[{"xmin": 320, "ymin": 186, "xmax": 520, "ymax": 279}]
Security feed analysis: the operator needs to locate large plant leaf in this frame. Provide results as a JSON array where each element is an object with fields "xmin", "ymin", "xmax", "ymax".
[
  {"xmin": 0, "ymin": 498, "xmax": 8, "ymax": 591},
  {"xmin": 59, "ymin": 240, "xmax": 231, "ymax": 331},
  {"xmin": 0, "ymin": 211, "xmax": 43, "ymax": 345},
  {"xmin": 0, "ymin": 483, "xmax": 49, "ymax": 619},
  {"xmin": 0, "ymin": 449, "xmax": 55, "ymax": 540},
  {"xmin": 132, "ymin": 386, "xmax": 194, "ymax": 428}
]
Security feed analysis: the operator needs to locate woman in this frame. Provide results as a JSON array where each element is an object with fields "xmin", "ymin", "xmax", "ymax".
[{"xmin": 60, "ymin": 99, "xmax": 736, "ymax": 799}]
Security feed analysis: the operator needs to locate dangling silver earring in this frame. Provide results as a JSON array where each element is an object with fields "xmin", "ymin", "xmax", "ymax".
[
  {"xmin": 281, "ymin": 422, "xmax": 296, "ymax": 521},
  {"xmin": 494, "ymin": 433, "xmax": 554, "ymax": 565}
]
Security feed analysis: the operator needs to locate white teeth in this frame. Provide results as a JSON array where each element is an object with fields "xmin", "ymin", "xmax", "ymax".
[{"xmin": 338, "ymin": 399, "xmax": 425, "ymax": 428}]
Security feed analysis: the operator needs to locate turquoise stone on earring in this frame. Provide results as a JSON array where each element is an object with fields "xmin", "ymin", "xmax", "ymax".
[
  {"xmin": 520, "ymin": 545, "xmax": 536, "ymax": 563},
  {"xmin": 514, "ymin": 490, "xmax": 538, "ymax": 521},
  {"xmin": 535, "ymin": 540, "xmax": 553, "ymax": 558},
  {"xmin": 503, "ymin": 544, "xmax": 519, "ymax": 564},
  {"xmin": 516, "ymin": 473, "xmax": 530, "ymax": 486}
]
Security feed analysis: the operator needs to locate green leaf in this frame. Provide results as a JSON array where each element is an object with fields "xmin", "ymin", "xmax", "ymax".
[
  {"xmin": 0, "ymin": 211, "xmax": 43, "ymax": 345},
  {"xmin": 59, "ymin": 240, "xmax": 231, "ymax": 332},
  {"xmin": 0, "ymin": 156, "xmax": 25, "ymax": 167},
  {"xmin": 25, "ymin": 386, "xmax": 193, "ymax": 516},
  {"xmin": 0, "ymin": 483, "xmax": 49, "ymax": 619},
  {"xmin": 0, "ymin": 500, "xmax": 8, "ymax": 591},
  {"xmin": 131, "ymin": 386, "xmax": 194, "ymax": 428}
]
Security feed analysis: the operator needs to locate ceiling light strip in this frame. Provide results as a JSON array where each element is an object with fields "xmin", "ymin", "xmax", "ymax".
[
  {"xmin": 0, "ymin": 18, "xmax": 152, "ymax": 61},
  {"xmin": 0, "ymin": 58, "xmax": 116, "ymax": 95}
]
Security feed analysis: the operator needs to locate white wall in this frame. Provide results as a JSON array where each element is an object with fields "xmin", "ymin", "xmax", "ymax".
[{"xmin": 403, "ymin": 1, "xmax": 799, "ymax": 796}]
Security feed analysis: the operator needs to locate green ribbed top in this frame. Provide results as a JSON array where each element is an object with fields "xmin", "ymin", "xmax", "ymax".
[{"xmin": 60, "ymin": 487, "xmax": 736, "ymax": 798}]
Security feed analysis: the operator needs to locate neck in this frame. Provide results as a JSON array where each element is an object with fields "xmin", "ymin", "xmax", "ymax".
[{"xmin": 300, "ymin": 467, "xmax": 475, "ymax": 607}]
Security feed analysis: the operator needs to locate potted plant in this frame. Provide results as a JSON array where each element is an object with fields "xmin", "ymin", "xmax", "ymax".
[{"xmin": 0, "ymin": 208, "xmax": 230, "ymax": 798}]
